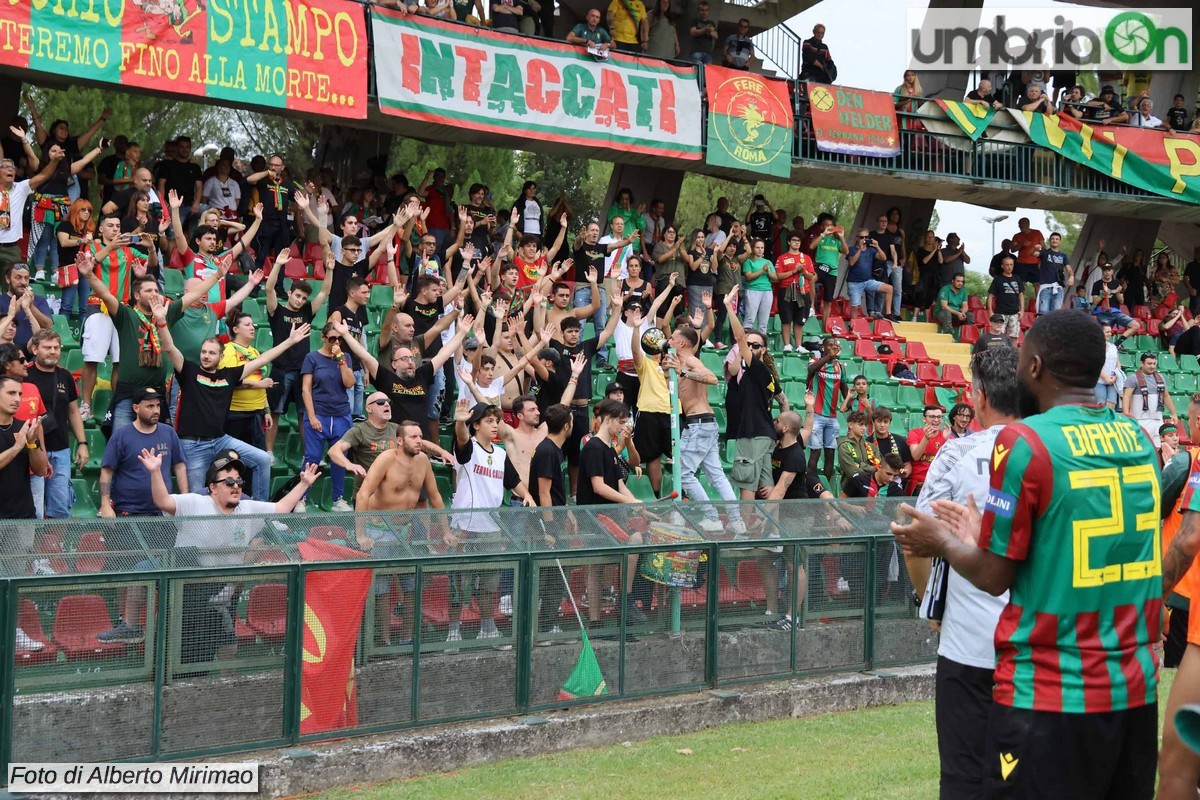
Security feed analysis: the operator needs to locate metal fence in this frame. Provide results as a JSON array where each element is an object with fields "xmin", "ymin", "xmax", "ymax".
[{"xmin": 0, "ymin": 500, "xmax": 936, "ymax": 781}]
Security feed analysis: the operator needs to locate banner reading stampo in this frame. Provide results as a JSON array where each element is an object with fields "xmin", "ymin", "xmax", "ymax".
[{"xmin": 372, "ymin": 11, "xmax": 703, "ymax": 160}]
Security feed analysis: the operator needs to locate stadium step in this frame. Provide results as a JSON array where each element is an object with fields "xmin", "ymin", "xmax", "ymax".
[{"xmin": 895, "ymin": 322, "xmax": 973, "ymax": 378}]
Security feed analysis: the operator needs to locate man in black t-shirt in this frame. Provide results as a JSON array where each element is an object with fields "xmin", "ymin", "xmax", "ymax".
[
  {"xmin": 332, "ymin": 315, "xmax": 470, "ymax": 432},
  {"xmin": 571, "ymin": 221, "xmax": 624, "ymax": 358},
  {"xmin": 986, "ymin": 256, "xmax": 1024, "ymax": 339},
  {"xmin": 964, "ymin": 78, "xmax": 1003, "ymax": 110},
  {"xmin": 529, "ymin": 403, "xmax": 572, "ymax": 636},
  {"xmin": 25, "ymin": 330, "xmax": 86, "ymax": 519},
  {"xmin": 726, "ymin": 292, "xmax": 785, "ymax": 500},
  {"xmin": 327, "ymin": 235, "xmax": 384, "ymax": 311},
  {"xmin": 329, "ymin": 277, "xmax": 371, "ymax": 418},
  {"xmin": 403, "ymin": 273, "xmax": 468, "ymax": 438},
  {"xmin": 0, "ymin": 375, "xmax": 44, "ymax": 525},
  {"xmin": 551, "ymin": 315, "xmax": 619, "ymax": 494},
  {"xmin": 746, "ymin": 195, "xmax": 773, "ymax": 243},
  {"xmin": 1167, "ymin": 94, "xmax": 1191, "ymax": 131},
  {"xmin": 156, "ymin": 136, "xmax": 203, "ymax": 225},
  {"xmin": 577, "ymin": 398, "xmax": 646, "ymax": 626},
  {"xmin": 163, "ymin": 319, "xmax": 310, "ymax": 501},
  {"xmin": 245, "ymin": 154, "xmax": 299, "ymax": 268},
  {"xmin": 972, "ymin": 315, "xmax": 1015, "ymax": 354},
  {"xmin": 263, "ymin": 248, "xmax": 332, "ymax": 451}
]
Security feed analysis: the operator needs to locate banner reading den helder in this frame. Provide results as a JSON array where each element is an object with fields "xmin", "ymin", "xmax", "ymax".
[
  {"xmin": 371, "ymin": 11, "xmax": 702, "ymax": 160},
  {"xmin": 0, "ymin": 0, "xmax": 367, "ymax": 118}
]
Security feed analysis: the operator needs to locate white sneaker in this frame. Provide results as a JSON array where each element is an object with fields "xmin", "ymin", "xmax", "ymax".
[
  {"xmin": 33, "ymin": 269, "xmax": 45, "ymax": 281},
  {"xmin": 479, "ymin": 620, "xmax": 501, "ymax": 638},
  {"xmin": 292, "ymin": 499, "xmax": 307, "ymax": 513},
  {"xmin": 698, "ymin": 518, "xmax": 723, "ymax": 533},
  {"xmin": 836, "ymin": 577, "xmax": 851, "ymax": 593},
  {"xmin": 783, "ymin": 344, "xmax": 794, "ymax": 352},
  {"xmin": 498, "ymin": 594, "xmax": 513, "ymax": 616},
  {"xmin": 446, "ymin": 624, "xmax": 462, "ymax": 643},
  {"xmin": 15, "ymin": 627, "xmax": 43, "ymax": 651},
  {"xmin": 729, "ymin": 520, "xmax": 748, "ymax": 536},
  {"xmin": 31, "ymin": 558, "xmax": 55, "ymax": 575},
  {"xmin": 331, "ymin": 499, "xmax": 353, "ymax": 513},
  {"xmin": 702, "ymin": 340, "xmax": 715, "ymax": 349}
]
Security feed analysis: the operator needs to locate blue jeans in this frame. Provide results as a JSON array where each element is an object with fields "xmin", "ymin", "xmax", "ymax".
[
  {"xmin": 811, "ymin": 413, "xmax": 840, "ymax": 450},
  {"xmin": 30, "ymin": 448, "xmax": 74, "ymax": 519},
  {"xmin": 425, "ymin": 365, "xmax": 446, "ymax": 421},
  {"xmin": 573, "ymin": 284, "xmax": 608, "ymax": 356},
  {"xmin": 1094, "ymin": 381, "xmax": 1120, "ymax": 407},
  {"xmin": 181, "ymin": 434, "xmax": 274, "ymax": 501},
  {"xmin": 1036, "ymin": 285, "xmax": 1064, "ymax": 314},
  {"xmin": 112, "ymin": 397, "xmax": 135, "ymax": 434},
  {"xmin": 301, "ymin": 412, "xmax": 353, "ymax": 501},
  {"xmin": 692, "ymin": 52, "xmax": 713, "ymax": 64},
  {"xmin": 678, "ymin": 421, "xmax": 740, "ymax": 522},
  {"xmin": 347, "ymin": 368, "xmax": 365, "ymax": 417},
  {"xmin": 60, "ymin": 281, "xmax": 91, "ymax": 319},
  {"xmin": 30, "ymin": 221, "xmax": 60, "ymax": 271}
]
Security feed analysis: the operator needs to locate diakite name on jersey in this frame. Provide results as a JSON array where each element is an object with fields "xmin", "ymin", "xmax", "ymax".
[{"xmin": 1061, "ymin": 421, "xmax": 1143, "ymax": 457}]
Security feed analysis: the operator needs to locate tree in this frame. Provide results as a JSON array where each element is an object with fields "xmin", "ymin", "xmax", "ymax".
[{"xmin": 1044, "ymin": 209, "xmax": 1084, "ymax": 255}]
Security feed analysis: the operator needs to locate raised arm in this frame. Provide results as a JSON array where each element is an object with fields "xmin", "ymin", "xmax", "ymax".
[
  {"xmin": 263, "ymin": 250, "xmax": 288, "ymax": 315},
  {"xmin": 229, "ymin": 204, "xmax": 263, "ymax": 259},
  {"xmin": 137, "ymin": 446, "xmax": 178, "ymax": 516},
  {"xmin": 241, "ymin": 322, "xmax": 312, "ymax": 379},
  {"xmin": 77, "ymin": 246, "xmax": 120, "ymax": 316},
  {"xmin": 428, "ymin": 315, "xmax": 474, "ymax": 371},
  {"xmin": 151, "ymin": 296, "xmax": 185, "ymax": 373},
  {"xmin": 329, "ymin": 317, "xmax": 379, "ymax": 379}
]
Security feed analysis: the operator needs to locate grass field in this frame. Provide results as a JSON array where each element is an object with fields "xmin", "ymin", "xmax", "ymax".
[
  {"xmin": 312, "ymin": 701, "xmax": 942, "ymax": 800},
  {"xmin": 311, "ymin": 671, "xmax": 1179, "ymax": 800}
]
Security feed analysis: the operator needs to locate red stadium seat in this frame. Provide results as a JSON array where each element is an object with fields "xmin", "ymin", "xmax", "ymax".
[
  {"xmin": 1146, "ymin": 319, "xmax": 1160, "ymax": 338},
  {"xmin": 309, "ymin": 526, "xmax": 346, "ymax": 543},
  {"xmin": 1019, "ymin": 312, "xmax": 1036, "ymax": 331},
  {"xmin": 958, "ymin": 324, "xmax": 980, "ymax": 345},
  {"xmin": 420, "ymin": 573, "xmax": 451, "ymax": 627},
  {"xmin": 52, "ymin": 594, "xmax": 127, "ymax": 660},
  {"xmin": 832, "ymin": 298, "xmax": 852, "ymax": 319},
  {"xmin": 854, "ymin": 339, "xmax": 881, "ymax": 361},
  {"xmin": 246, "ymin": 584, "xmax": 288, "ymax": 641},
  {"xmin": 967, "ymin": 295, "xmax": 984, "ymax": 311},
  {"xmin": 904, "ymin": 341, "xmax": 938, "ymax": 366},
  {"xmin": 735, "ymin": 560, "xmax": 767, "ymax": 604},
  {"xmin": 74, "ymin": 532, "xmax": 107, "ymax": 574},
  {"xmin": 972, "ymin": 309, "xmax": 991, "ymax": 327},
  {"xmin": 283, "ymin": 259, "xmax": 310, "ymax": 281},
  {"xmin": 916, "ymin": 362, "xmax": 942, "ymax": 386},
  {"xmin": 941, "ymin": 364, "xmax": 968, "ymax": 387},
  {"xmin": 302, "ymin": 242, "xmax": 325, "ymax": 269},
  {"xmin": 33, "ymin": 532, "xmax": 70, "ymax": 575},
  {"xmin": 681, "ymin": 567, "xmax": 742, "ymax": 610},
  {"xmin": 872, "ymin": 318, "xmax": 903, "ymax": 342},
  {"xmin": 848, "ymin": 318, "xmax": 873, "ymax": 340},
  {"xmin": 1133, "ymin": 305, "xmax": 1152, "ymax": 321},
  {"xmin": 254, "ymin": 549, "xmax": 289, "ymax": 564},
  {"xmin": 823, "ymin": 315, "xmax": 849, "ymax": 337},
  {"xmin": 16, "ymin": 599, "xmax": 58, "ymax": 665},
  {"xmin": 1155, "ymin": 304, "xmax": 1173, "ymax": 321},
  {"xmin": 922, "ymin": 385, "xmax": 941, "ymax": 407}
]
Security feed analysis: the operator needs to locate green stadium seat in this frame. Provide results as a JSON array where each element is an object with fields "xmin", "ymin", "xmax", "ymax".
[
  {"xmin": 1119, "ymin": 352, "xmax": 1137, "ymax": 372},
  {"xmin": 243, "ymin": 298, "xmax": 266, "ymax": 326},
  {"xmin": 1158, "ymin": 353, "xmax": 1181, "ymax": 373},
  {"xmin": 163, "ymin": 269, "xmax": 184, "ymax": 299},
  {"xmin": 863, "ymin": 361, "xmax": 890, "ymax": 384},
  {"xmin": 368, "ymin": 284, "xmax": 393, "ymax": 311},
  {"xmin": 71, "ymin": 478, "xmax": 98, "ymax": 517},
  {"xmin": 781, "ymin": 358, "xmax": 810, "ymax": 380},
  {"xmin": 699, "ymin": 350, "xmax": 724, "ymax": 374},
  {"xmin": 52, "ymin": 315, "xmax": 78, "ymax": 345},
  {"xmin": 61, "ymin": 349, "xmax": 83, "ymax": 374},
  {"xmin": 707, "ymin": 382, "xmax": 725, "ymax": 407},
  {"xmin": 872, "ymin": 384, "xmax": 898, "ymax": 408},
  {"xmin": 625, "ymin": 474, "xmax": 659, "ymax": 502},
  {"xmin": 84, "ymin": 429, "xmax": 106, "ymax": 471},
  {"xmin": 1175, "ymin": 373, "xmax": 1199, "ymax": 395},
  {"xmin": 253, "ymin": 327, "xmax": 273, "ymax": 353},
  {"xmin": 895, "ymin": 384, "xmax": 924, "ymax": 411},
  {"xmin": 436, "ymin": 474, "xmax": 454, "ymax": 505},
  {"xmin": 90, "ymin": 389, "xmax": 112, "ymax": 423},
  {"xmin": 1180, "ymin": 355, "xmax": 1200, "ymax": 375},
  {"xmin": 802, "ymin": 317, "xmax": 823, "ymax": 337}
]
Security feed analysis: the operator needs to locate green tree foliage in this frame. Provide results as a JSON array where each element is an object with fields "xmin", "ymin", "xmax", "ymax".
[
  {"xmin": 673, "ymin": 176, "xmax": 860, "ymax": 234},
  {"xmin": 388, "ymin": 139, "xmax": 519, "ymax": 209},
  {"xmin": 1044, "ymin": 209, "xmax": 1084, "ymax": 255}
]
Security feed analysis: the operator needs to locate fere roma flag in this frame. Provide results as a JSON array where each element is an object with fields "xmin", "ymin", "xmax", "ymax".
[
  {"xmin": 0, "ymin": 0, "xmax": 367, "ymax": 118},
  {"xmin": 557, "ymin": 629, "xmax": 608, "ymax": 701},
  {"xmin": 297, "ymin": 539, "xmax": 372, "ymax": 736},
  {"xmin": 934, "ymin": 99, "xmax": 996, "ymax": 141},
  {"xmin": 806, "ymin": 84, "xmax": 901, "ymax": 158},
  {"xmin": 1009, "ymin": 111, "xmax": 1200, "ymax": 205},
  {"xmin": 705, "ymin": 65, "xmax": 793, "ymax": 178}
]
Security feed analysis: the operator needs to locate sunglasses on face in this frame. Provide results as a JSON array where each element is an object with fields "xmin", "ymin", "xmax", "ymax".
[
  {"xmin": 748, "ymin": 342, "xmax": 765, "ymax": 350},
  {"xmin": 370, "ymin": 398, "xmax": 391, "ymax": 406},
  {"xmin": 215, "ymin": 477, "xmax": 244, "ymax": 488},
  {"xmin": 326, "ymin": 336, "xmax": 341, "ymax": 342}
]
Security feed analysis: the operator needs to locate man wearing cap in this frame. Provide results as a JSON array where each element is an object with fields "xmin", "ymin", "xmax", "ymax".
[
  {"xmin": 96, "ymin": 385, "xmax": 186, "ymax": 642},
  {"xmin": 1087, "ymin": 85, "xmax": 1130, "ymax": 125},
  {"xmin": 446, "ymin": 398, "xmax": 536, "ymax": 647},
  {"xmin": 971, "ymin": 314, "xmax": 1014, "ymax": 354},
  {"xmin": 330, "ymin": 314, "xmax": 472, "ymax": 438},
  {"xmin": 138, "ymin": 451, "xmax": 317, "ymax": 664}
]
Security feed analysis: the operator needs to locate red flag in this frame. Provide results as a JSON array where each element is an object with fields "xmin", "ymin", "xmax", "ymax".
[{"xmin": 297, "ymin": 539, "xmax": 372, "ymax": 736}]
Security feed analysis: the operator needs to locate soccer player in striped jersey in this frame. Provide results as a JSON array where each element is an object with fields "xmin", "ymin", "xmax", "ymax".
[
  {"xmin": 893, "ymin": 310, "xmax": 1161, "ymax": 800},
  {"xmin": 805, "ymin": 337, "xmax": 848, "ymax": 482}
]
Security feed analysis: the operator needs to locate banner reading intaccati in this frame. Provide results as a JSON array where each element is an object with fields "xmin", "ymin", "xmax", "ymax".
[
  {"xmin": 0, "ymin": 0, "xmax": 367, "ymax": 118},
  {"xmin": 371, "ymin": 10, "xmax": 703, "ymax": 160}
]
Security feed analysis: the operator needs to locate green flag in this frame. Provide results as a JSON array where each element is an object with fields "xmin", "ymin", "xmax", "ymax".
[
  {"xmin": 557, "ymin": 630, "xmax": 608, "ymax": 700},
  {"xmin": 934, "ymin": 99, "xmax": 996, "ymax": 141}
]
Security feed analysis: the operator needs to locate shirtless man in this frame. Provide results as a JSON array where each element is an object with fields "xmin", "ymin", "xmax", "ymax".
[
  {"xmin": 662, "ymin": 301, "xmax": 745, "ymax": 531},
  {"xmin": 500, "ymin": 354, "xmax": 585, "ymax": 494},
  {"xmin": 355, "ymin": 419, "xmax": 445, "ymax": 646}
]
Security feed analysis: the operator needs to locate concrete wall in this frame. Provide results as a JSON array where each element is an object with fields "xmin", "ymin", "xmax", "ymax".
[
  {"xmin": 602, "ymin": 163, "xmax": 688, "ymax": 226},
  {"xmin": 11, "ymin": 618, "xmax": 936, "ymax": 763},
  {"xmin": 1071, "ymin": 215, "xmax": 1163, "ymax": 279}
]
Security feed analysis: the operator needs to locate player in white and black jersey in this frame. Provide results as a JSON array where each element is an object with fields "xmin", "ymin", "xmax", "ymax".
[
  {"xmin": 447, "ymin": 399, "xmax": 535, "ymax": 648},
  {"xmin": 910, "ymin": 346, "xmax": 1020, "ymax": 800}
]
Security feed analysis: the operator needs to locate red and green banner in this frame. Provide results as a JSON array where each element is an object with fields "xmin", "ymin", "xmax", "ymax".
[
  {"xmin": 704, "ymin": 65, "xmax": 793, "ymax": 178},
  {"xmin": 298, "ymin": 539, "xmax": 372, "ymax": 736},
  {"xmin": 371, "ymin": 11, "xmax": 702, "ymax": 160},
  {"xmin": 0, "ymin": 0, "xmax": 368, "ymax": 118},
  {"xmin": 806, "ymin": 84, "xmax": 901, "ymax": 158},
  {"xmin": 1010, "ymin": 111, "xmax": 1200, "ymax": 205}
]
